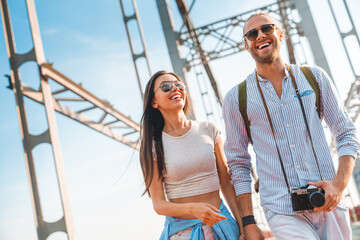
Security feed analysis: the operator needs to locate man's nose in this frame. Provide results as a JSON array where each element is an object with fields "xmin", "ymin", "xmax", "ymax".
[{"xmin": 256, "ymin": 29, "xmax": 267, "ymax": 40}]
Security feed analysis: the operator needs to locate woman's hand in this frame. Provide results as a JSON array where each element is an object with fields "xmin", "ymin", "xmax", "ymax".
[
  {"xmin": 239, "ymin": 233, "xmax": 245, "ymax": 240},
  {"xmin": 190, "ymin": 202, "xmax": 227, "ymax": 226}
]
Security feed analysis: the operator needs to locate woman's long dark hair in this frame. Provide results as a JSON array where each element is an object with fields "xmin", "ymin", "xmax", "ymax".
[{"xmin": 140, "ymin": 71, "xmax": 191, "ymax": 196}]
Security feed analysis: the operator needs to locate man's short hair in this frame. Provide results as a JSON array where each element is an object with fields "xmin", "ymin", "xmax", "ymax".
[
  {"xmin": 243, "ymin": 12, "xmax": 284, "ymax": 35},
  {"xmin": 243, "ymin": 12, "xmax": 285, "ymax": 43}
]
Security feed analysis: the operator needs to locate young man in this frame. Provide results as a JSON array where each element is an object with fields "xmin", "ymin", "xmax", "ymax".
[{"xmin": 222, "ymin": 12, "xmax": 359, "ymax": 240}]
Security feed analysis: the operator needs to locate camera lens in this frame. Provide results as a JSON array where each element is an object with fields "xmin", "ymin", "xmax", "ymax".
[{"xmin": 308, "ymin": 191, "xmax": 325, "ymax": 207}]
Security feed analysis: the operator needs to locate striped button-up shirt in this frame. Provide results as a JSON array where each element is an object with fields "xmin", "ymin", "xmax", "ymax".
[{"xmin": 223, "ymin": 64, "xmax": 359, "ymax": 215}]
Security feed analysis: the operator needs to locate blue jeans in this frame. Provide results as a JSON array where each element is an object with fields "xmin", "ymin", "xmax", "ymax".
[{"xmin": 263, "ymin": 205, "xmax": 351, "ymax": 240}]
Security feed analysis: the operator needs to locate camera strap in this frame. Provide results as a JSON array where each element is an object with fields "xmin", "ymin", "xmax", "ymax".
[
  {"xmin": 255, "ymin": 71, "xmax": 291, "ymax": 194},
  {"xmin": 286, "ymin": 64, "xmax": 323, "ymax": 181},
  {"xmin": 255, "ymin": 64, "xmax": 323, "ymax": 194}
]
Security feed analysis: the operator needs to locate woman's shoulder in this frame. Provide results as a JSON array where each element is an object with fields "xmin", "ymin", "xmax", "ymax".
[{"xmin": 196, "ymin": 121, "xmax": 219, "ymax": 132}]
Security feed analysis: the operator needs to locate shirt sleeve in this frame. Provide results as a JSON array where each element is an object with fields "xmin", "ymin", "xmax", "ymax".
[
  {"xmin": 222, "ymin": 86, "xmax": 253, "ymax": 195},
  {"xmin": 312, "ymin": 66, "xmax": 360, "ymax": 159},
  {"xmin": 207, "ymin": 121, "xmax": 222, "ymax": 144}
]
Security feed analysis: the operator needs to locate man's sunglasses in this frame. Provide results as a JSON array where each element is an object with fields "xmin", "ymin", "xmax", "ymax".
[
  {"xmin": 155, "ymin": 81, "xmax": 186, "ymax": 93},
  {"xmin": 244, "ymin": 24, "xmax": 276, "ymax": 41}
]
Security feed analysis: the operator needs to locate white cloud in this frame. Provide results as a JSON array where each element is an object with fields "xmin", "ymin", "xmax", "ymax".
[{"xmin": 43, "ymin": 27, "xmax": 59, "ymax": 36}]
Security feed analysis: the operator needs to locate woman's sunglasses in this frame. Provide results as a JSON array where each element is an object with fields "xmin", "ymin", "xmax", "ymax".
[
  {"xmin": 244, "ymin": 24, "xmax": 276, "ymax": 41},
  {"xmin": 155, "ymin": 81, "xmax": 186, "ymax": 93}
]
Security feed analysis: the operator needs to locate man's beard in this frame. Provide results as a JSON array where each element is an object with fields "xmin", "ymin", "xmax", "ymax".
[
  {"xmin": 253, "ymin": 52, "xmax": 278, "ymax": 63},
  {"xmin": 250, "ymin": 39, "xmax": 280, "ymax": 63}
]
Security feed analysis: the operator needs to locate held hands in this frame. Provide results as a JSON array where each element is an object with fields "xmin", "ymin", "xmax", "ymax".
[
  {"xmin": 308, "ymin": 180, "xmax": 343, "ymax": 212},
  {"xmin": 239, "ymin": 233, "xmax": 245, "ymax": 240},
  {"xmin": 244, "ymin": 224, "xmax": 265, "ymax": 240},
  {"xmin": 191, "ymin": 202, "xmax": 227, "ymax": 226}
]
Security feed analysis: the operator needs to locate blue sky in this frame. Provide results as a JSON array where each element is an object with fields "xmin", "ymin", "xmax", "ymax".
[{"xmin": 0, "ymin": 0, "xmax": 359, "ymax": 239}]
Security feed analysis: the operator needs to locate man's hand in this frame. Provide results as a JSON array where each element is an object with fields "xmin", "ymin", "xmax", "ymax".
[
  {"xmin": 243, "ymin": 224, "xmax": 265, "ymax": 240},
  {"xmin": 308, "ymin": 180, "xmax": 343, "ymax": 212}
]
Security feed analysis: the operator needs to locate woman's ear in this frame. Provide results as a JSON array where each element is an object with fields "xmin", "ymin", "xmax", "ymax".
[{"xmin": 152, "ymin": 100, "xmax": 158, "ymax": 108}]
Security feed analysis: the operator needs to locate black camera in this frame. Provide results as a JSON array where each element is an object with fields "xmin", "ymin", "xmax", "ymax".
[{"xmin": 291, "ymin": 185, "xmax": 325, "ymax": 211}]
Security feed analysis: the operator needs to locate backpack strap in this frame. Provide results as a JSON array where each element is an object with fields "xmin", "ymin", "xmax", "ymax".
[
  {"xmin": 238, "ymin": 80, "xmax": 252, "ymax": 143},
  {"xmin": 299, "ymin": 66, "xmax": 321, "ymax": 118},
  {"xmin": 239, "ymin": 81, "xmax": 257, "ymax": 191}
]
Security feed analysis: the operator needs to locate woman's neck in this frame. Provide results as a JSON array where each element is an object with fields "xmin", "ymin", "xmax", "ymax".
[{"xmin": 162, "ymin": 111, "xmax": 189, "ymax": 134}]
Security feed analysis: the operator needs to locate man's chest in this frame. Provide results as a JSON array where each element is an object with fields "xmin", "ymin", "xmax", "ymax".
[{"xmin": 247, "ymin": 77, "xmax": 317, "ymax": 127}]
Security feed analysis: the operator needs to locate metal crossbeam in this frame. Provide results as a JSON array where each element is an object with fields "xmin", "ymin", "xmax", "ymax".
[
  {"xmin": 17, "ymin": 63, "xmax": 140, "ymax": 149},
  {"xmin": 178, "ymin": 2, "xmax": 291, "ymax": 68},
  {"xmin": 176, "ymin": 0, "xmax": 223, "ymax": 105},
  {"xmin": 345, "ymin": 77, "xmax": 360, "ymax": 122},
  {"xmin": 178, "ymin": 0, "xmax": 330, "ymax": 76}
]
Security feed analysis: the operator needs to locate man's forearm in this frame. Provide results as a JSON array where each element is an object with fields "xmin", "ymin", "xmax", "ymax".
[
  {"xmin": 237, "ymin": 192, "xmax": 265, "ymax": 239},
  {"xmin": 333, "ymin": 155, "xmax": 355, "ymax": 190},
  {"xmin": 236, "ymin": 193, "xmax": 254, "ymax": 216}
]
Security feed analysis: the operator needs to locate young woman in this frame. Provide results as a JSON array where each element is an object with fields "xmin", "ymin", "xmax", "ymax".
[{"xmin": 140, "ymin": 71, "xmax": 244, "ymax": 239}]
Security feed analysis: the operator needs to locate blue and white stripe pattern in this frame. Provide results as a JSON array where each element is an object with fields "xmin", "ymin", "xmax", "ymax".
[{"xmin": 222, "ymin": 64, "xmax": 360, "ymax": 215}]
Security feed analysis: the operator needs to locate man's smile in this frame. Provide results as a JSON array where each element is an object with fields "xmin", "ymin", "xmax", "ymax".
[{"xmin": 256, "ymin": 39, "xmax": 272, "ymax": 51}]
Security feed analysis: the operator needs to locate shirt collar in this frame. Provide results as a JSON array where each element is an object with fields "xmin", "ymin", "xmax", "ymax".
[{"xmin": 254, "ymin": 65, "xmax": 290, "ymax": 82}]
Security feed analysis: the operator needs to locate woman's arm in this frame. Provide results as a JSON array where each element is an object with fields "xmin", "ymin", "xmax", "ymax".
[
  {"xmin": 214, "ymin": 136, "xmax": 245, "ymax": 238},
  {"xmin": 149, "ymin": 161, "xmax": 227, "ymax": 226}
]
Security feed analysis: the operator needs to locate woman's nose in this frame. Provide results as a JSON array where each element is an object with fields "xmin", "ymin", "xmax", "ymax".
[{"xmin": 171, "ymin": 82, "xmax": 180, "ymax": 91}]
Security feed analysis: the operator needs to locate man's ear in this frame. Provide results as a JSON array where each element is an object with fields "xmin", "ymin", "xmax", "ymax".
[
  {"xmin": 278, "ymin": 28, "xmax": 284, "ymax": 41},
  {"xmin": 244, "ymin": 39, "xmax": 249, "ymax": 50}
]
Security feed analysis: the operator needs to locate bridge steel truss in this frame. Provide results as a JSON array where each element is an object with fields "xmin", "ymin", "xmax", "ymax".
[
  {"xmin": 327, "ymin": 0, "xmax": 360, "ymax": 124},
  {"xmin": 119, "ymin": 0, "xmax": 152, "ymax": 99},
  {"xmin": 177, "ymin": 0, "xmax": 332, "ymax": 74},
  {"xmin": 160, "ymin": 0, "xmax": 333, "ymax": 123},
  {"xmin": 0, "ymin": 0, "xmax": 140, "ymax": 239},
  {"xmin": 0, "ymin": 0, "xmax": 75, "ymax": 238},
  {"xmin": 2, "ymin": 0, "xmax": 360, "ymax": 238},
  {"xmin": 174, "ymin": 0, "xmax": 223, "ymax": 122}
]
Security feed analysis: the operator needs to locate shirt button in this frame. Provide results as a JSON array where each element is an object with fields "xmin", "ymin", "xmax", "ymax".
[
  {"xmin": 271, "ymin": 88, "xmax": 274, "ymax": 91},
  {"xmin": 286, "ymin": 124, "xmax": 290, "ymax": 128},
  {"xmin": 281, "ymin": 104, "xmax": 284, "ymax": 107},
  {"xmin": 297, "ymin": 165, "xmax": 300, "ymax": 169},
  {"xmin": 291, "ymin": 145, "xmax": 295, "ymax": 149}
]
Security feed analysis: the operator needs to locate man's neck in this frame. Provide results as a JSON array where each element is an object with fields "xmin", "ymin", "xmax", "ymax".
[{"xmin": 255, "ymin": 58, "xmax": 286, "ymax": 84}]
